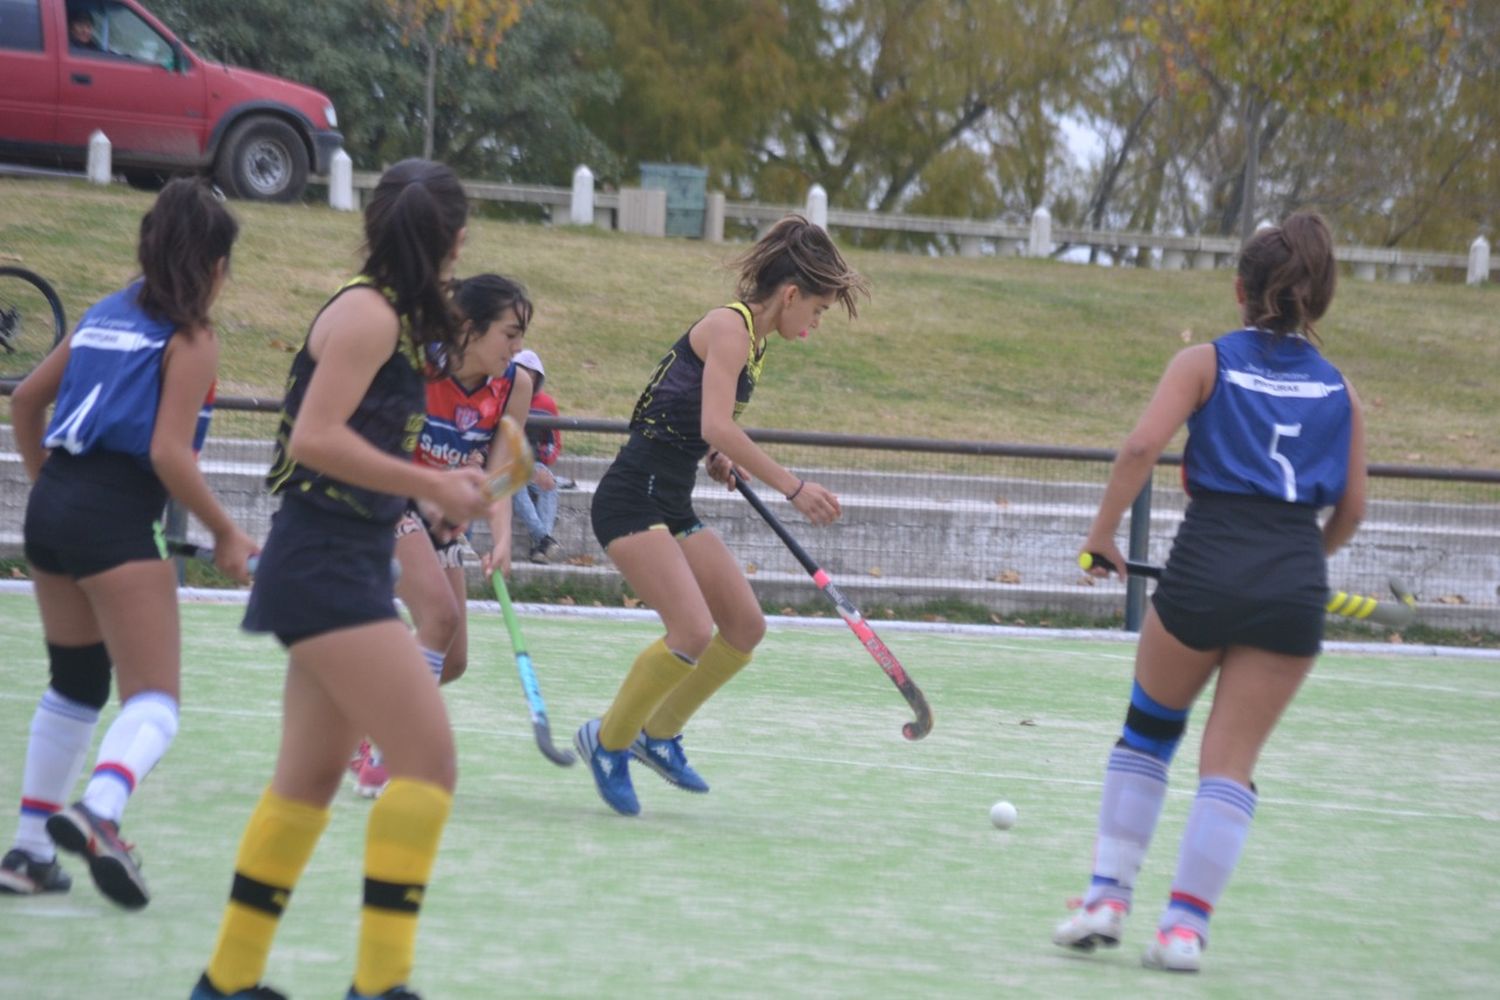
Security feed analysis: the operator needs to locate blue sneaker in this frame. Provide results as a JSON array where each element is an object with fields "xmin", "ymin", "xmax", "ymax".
[
  {"xmin": 347, "ymin": 987, "xmax": 420, "ymax": 999},
  {"xmin": 574, "ymin": 718, "xmax": 640, "ymax": 816},
  {"xmin": 630, "ymin": 732, "xmax": 709, "ymax": 793},
  {"xmin": 190, "ymin": 972, "xmax": 288, "ymax": 999}
]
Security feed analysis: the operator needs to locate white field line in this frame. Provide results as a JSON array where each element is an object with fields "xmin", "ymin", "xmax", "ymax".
[
  {"xmin": 2, "ymin": 579, "xmax": 1496, "ymax": 661},
  {"xmin": 0, "ymin": 692, "xmax": 1489, "ymax": 825}
]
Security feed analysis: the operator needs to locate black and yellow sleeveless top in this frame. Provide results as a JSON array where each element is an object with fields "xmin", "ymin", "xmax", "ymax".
[
  {"xmin": 265, "ymin": 276, "xmax": 426, "ymax": 523},
  {"xmin": 629, "ymin": 302, "xmax": 764, "ymax": 459}
]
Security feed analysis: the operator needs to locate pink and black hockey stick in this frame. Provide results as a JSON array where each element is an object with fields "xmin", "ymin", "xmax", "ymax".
[{"xmin": 733, "ymin": 476, "xmax": 933, "ymax": 741}]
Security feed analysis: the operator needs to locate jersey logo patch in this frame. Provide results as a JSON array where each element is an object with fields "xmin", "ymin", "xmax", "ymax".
[
  {"xmin": 454, "ymin": 405, "xmax": 481, "ymax": 433},
  {"xmin": 1225, "ymin": 370, "xmax": 1346, "ymax": 398}
]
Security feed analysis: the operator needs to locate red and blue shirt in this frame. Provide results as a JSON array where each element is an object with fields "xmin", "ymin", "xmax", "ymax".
[{"xmin": 414, "ymin": 363, "xmax": 517, "ymax": 470}]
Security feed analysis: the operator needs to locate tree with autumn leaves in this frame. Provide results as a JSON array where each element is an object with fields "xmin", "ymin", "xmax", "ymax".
[{"xmin": 150, "ymin": 0, "xmax": 1493, "ymax": 252}]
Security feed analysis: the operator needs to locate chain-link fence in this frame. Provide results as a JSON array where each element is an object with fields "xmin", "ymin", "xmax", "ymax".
[{"xmin": 2, "ymin": 397, "xmax": 1496, "ymax": 630}]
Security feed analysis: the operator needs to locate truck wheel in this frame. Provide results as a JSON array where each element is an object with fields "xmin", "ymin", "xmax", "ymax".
[{"xmin": 215, "ymin": 117, "xmax": 309, "ymax": 202}]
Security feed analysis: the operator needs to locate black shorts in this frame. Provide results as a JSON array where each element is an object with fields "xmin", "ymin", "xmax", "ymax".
[
  {"xmin": 23, "ymin": 450, "xmax": 168, "ymax": 579},
  {"xmin": 591, "ymin": 433, "xmax": 705, "ymax": 549},
  {"xmin": 242, "ymin": 495, "xmax": 401, "ymax": 647},
  {"xmin": 1151, "ymin": 491, "xmax": 1327, "ymax": 657}
]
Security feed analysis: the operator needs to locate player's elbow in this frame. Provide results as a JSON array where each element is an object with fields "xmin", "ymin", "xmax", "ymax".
[{"xmin": 1118, "ymin": 433, "xmax": 1160, "ymax": 464}]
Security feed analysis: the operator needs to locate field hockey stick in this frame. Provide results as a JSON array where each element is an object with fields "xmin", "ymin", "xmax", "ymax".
[
  {"xmin": 167, "ymin": 540, "xmax": 403, "ymax": 583},
  {"xmin": 1079, "ymin": 553, "xmax": 1418, "ymax": 628},
  {"xmin": 490, "ymin": 570, "xmax": 576, "ymax": 766},
  {"xmin": 484, "ymin": 414, "xmax": 535, "ymax": 501},
  {"xmin": 166, "ymin": 539, "xmax": 260, "ymax": 576},
  {"xmin": 732, "ymin": 475, "xmax": 933, "ymax": 741}
]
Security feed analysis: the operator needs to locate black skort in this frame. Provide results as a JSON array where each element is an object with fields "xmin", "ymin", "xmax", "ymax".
[
  {"xmin": 1152, "ymin": 491, "xmax": 1328, "ymax": 657},
  {"xmin": 242, "ymin": 494, "xmax": 401, "ymax": 647},
  {"xmin": 24, "ymin": 450, "xmax": 168, "ymax": 578},
  {"xmin": 591, "ymin": 433, "xmax": 705, "ymax": 549}
]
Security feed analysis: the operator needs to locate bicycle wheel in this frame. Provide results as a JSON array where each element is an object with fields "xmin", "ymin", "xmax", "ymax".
[{"xmin": 0, "ymin": 266, "xmax": 66, "ymax": 380}]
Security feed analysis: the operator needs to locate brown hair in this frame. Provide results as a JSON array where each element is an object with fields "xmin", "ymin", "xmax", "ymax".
[
  {"xmin": 732, "ymin": 215, "xmax": 869, "ymax": 319},
  {"xmin": 1237, "ymin": 211, "xmax": 1337, "ymax": 339},
  {"xmin": 136, "ymin": 177, "xmax": 239, "ymax": 333},
  {"xmin": 361, "ymin": 159, "xmax": 469, "ymax": 374}
]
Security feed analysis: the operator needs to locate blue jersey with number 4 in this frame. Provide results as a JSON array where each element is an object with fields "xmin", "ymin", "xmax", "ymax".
[
  {"xmin": 1184, "ymin": 328, "xmax": 1351, "ymax": 507},
  {"xmin": 43, "ymin": 282, "xmax": 212, "ymax": 463}
]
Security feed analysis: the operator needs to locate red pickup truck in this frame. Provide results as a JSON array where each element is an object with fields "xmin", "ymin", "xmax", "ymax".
[{"xmin": 0, "ymin": 0, "xmax": 342, "ymax": 201}]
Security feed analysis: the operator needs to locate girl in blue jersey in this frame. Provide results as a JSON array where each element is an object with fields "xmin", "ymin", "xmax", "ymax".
[
  {"xmin": 1054, "ymin": 212, "xmax": 1367, "ymax": 973},
  {"xmin": 1, "ymin": 179, "xmax": 256, "ymax": 909},
  {"xmin": 192, "ymin": 160, "xmax": 496, "ymax": 1000},
  {"xmin": 576, "ymin": 215, "xmax": 868, "ymax": 816}
]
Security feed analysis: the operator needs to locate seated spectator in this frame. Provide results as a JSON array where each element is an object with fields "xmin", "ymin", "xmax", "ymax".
[{"xmin": 511, "ymin": 349, "xmax": 564, "ymax": 563}]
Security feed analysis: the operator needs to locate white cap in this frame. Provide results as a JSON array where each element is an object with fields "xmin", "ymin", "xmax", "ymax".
[{"xmin": 513, "ymin": 349, "xmax": 544, "ymax": 378}]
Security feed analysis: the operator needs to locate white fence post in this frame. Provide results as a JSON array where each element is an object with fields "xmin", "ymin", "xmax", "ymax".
[
  {"xmin": 1468, "ymin": 236, "xmax": 1490, "ymax": 286},
  {"xmin": 1353, "ymin": 261, "xmax": 1378, "ymax": 281},
  {"xmin": 86, "ymin": 130, "xmax": 111, "ymax": 185},
  {"xmin": 806, "ymin": 184, "xmax": 828, "ymax": 229},
  {"xmin": 328, "ymin": 149, "xmax": 354, "ymax": 211},
  {"xmin": 570, "ymin": 165, "xmax": 595, "ymax": 226},
  {"xmin": 1029, "ymin": 206, "xmax": 1051, "ymax": 257},
  {"xmin": 703, "ymin": 192, "xmax": 725, "ymax": 243},
  {"xmin": 1161, "ymin": 248, "xmax": 1187, "ymax": 270}
]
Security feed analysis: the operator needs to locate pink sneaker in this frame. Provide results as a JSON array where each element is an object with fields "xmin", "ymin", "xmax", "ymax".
[
  {"xmin": 1142, "ymin": 925, "xmax": 1203, "ymax": 972},
  {"xmin": 355, "ymin": 756, "xmax": 389, "ymax": 799},
  {"xmin": 1052, "ymin": 898, "xmax": 1127, "ymax": 951},
  {"xmin": 348, "ymin": 739, "xmax": 371, "ymax": 776}
]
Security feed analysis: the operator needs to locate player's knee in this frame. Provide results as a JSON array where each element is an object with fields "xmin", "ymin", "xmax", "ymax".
[
  {"xmin": 425, "ymin": 600, "xmax": 462, "ymax": 651},
  {"xmin": 440, "ymin": 656, "xmax": 467, "ymax": 684},
  {"xmin": 125, "ymin": 690, "xmax": 180, "ymax": 740},
  {"xmin": 47, "ymin": 641, "xmax": 112, "ymax": 710},
  {"xmin": 1118, "ymin": 679, "xmax": 1189, "ymax": 763},
  {"xmin": 723, "ymin": 611, "xmax": 766, "ymax": 652}
]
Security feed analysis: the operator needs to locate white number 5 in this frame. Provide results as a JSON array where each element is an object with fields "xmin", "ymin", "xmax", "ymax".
[{"xmin": 1268, "ymin": 422, "xmax": 1302, "ymax": 502}]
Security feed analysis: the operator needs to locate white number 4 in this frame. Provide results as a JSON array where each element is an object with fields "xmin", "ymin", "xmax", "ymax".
[{"xmin": 1268, "ymin": 422, "xmax": 1302, "ymax": 502}]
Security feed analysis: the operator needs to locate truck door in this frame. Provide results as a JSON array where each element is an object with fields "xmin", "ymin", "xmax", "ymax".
[
  {"xmin": 0, "ymin": 0, "xmax": 55, "ymax": 145},
  {"xmin": 55, "ymin": 0, "xmax": 205, "ymax": 164}
]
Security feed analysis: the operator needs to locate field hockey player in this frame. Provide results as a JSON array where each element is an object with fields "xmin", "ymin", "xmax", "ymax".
[
  {"xmin": 191, "ymin": 159, "xmax": 494, "ymax": 1000},
  {"xmin": 576, "ymin": 214, "xmax": 868, "ymax": 816},
  {"xmin": 1055, "ymin": 212, "xmax": 1367, "ymax": 973},
  {"xmin": 2, "ymin": 179, "xmax": 255, "ymax": 909},
  {"xmin": 350, "ymin": 273, "xmax": 536, "ymax": 798}
]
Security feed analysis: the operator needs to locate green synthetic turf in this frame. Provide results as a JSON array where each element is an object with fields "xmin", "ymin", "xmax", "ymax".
[{"xmin": 0, "ymin": 593, "xmax": 1496, "ymax": 999}]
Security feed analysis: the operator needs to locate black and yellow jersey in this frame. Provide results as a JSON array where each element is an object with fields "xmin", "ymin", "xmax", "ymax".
[
  {"xmin": 265, "ymin": 276, "xmax": 426, "ymax": 524},
  {"xmin": 629, "ymin": 302, "xmax": 763, "ymax": 459}
]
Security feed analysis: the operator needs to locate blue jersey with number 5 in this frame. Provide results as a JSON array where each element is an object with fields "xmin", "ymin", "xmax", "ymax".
[
  {"xmin": 43, "ymin": 282, "xmax": 212, "ymax": 463},
  {"xmin": 1184, "ymin": 328, "xmax": 1351, "ymax": 507}
]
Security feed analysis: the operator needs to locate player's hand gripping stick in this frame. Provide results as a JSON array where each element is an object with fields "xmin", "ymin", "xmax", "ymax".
[{"xmin": 1078, "ymin": 552, "xmax": 1417, "ymax": 628}]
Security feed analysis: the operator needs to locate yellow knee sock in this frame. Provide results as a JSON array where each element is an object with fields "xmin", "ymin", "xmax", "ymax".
[
  {"xmin": 205, "ymin": 787, "xmax": 330, "ymax": 993},
  {"xmin": 644, "ymin": 633, "xmax": 753, "ymax": 739},
  {"xmin": 598, "ymin": 638, "xmax": 696, "ymax": 750},
  {"xmin": 354, "ymin": 778, "xmax": 453, "ymax": 997}
]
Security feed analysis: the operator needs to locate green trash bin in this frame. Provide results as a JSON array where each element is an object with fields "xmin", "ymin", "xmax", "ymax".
[{"xmin": 640, "ymin": 162, "xmax": 708, "ymax": 238}]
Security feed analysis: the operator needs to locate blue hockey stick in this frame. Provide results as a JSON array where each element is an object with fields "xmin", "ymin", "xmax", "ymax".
[{"xmin": 490, "ymin": 570, "xmax": 576, "ymax": 766}]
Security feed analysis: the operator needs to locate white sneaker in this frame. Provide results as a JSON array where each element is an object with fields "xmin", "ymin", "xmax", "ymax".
[
  {"xmin": 1142, "ymin": 926, "xmax": 1202, "ymax": 972},
  {"xmin": 1052, "ymin": 899, "xmax": 1126, "ymax": 951}
]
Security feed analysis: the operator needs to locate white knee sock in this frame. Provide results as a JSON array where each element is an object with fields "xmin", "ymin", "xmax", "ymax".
[
  {"xmin": 1084, "ymin": 745, "xmax": 1171, "ymax": 910},
  {"xmin": 1160, "ymin": 776, "xmax": 1258, "ymax": 943},
  {"xmin": 15, "ymin": 689, "xmax": 100, "ymax": 860},
  {"xmin": 80, "ymin": 691, "xmax": 180, "ymax": 824}
]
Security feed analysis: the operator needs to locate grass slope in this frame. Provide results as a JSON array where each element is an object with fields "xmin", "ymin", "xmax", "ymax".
[{"xmin": 2, "ymin": 178, "xmax": 1497, "ymax": 467}]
